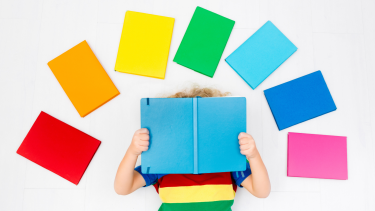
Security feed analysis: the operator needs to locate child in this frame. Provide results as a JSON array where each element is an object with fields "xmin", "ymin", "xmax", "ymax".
[{"xmin": 114, "ymin": 86, "xmax": 271, "ymax": 211}]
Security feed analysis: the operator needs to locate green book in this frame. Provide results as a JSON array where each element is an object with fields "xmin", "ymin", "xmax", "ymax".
[{"xmin": 173, "ymin": 7, "xmax": 235, "ymax": 78}]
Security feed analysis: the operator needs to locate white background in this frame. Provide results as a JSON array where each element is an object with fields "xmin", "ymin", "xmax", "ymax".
[{"xmin": 1, "ymin": 0, "xmax": 374, "ymax": 210}]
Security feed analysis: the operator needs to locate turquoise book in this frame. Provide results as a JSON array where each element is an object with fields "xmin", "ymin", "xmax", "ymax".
[
  {"xmin": 225, "ymin": 21, "xmax": 297, "ymax": 89},
  {"xmin": 141, "ymin": 97, "xmax": 247, "ymax": 174}
]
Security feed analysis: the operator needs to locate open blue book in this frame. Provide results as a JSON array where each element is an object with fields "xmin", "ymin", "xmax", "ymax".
[
  {"xmin": 225, "ymin": 21, "xmax": 297, "ymax": 89},
  {"xmin": 141, "ymin": 97, "xmax": 247, "ymax": 174},
  {"xmin": 264, "ymin": 71, "xmax": 337, "ymax": 130}
]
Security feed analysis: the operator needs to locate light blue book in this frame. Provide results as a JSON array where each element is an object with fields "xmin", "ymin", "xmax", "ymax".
[
  {"xmin": 225, "ymin": 21, "xmax": 297, "ymax": 89},
  {"xmin": 141, "ymin": 97, "xmax": 247, "ymax": 174}
]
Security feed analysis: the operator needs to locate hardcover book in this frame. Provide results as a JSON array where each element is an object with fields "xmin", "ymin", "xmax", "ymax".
[
  {"xmin": 226, "ymin": 21, "xmax": 297, "ymax": 89},
  {"xmin": 48, "ymin": 40, "xmax": 119, "ymax": 117},
  {"xmin": 288, "ymin": 132, "xmax": 348, "ymax": 180},
  {"xmin": 264, "ymin": 71, "xmax": 336, "ymax": 130},
  {"xmin": 141, "ymin": 97, "xmax": 247, "ymax": 174},
  {"xmin": 115, "ymin": 11, "xmax": 175, "ymax": 79},
  {"xmin": 173, "ymin": 7, "xmax": 235, "ymax": 78},
  {"xmin": 17, "ymin": 111, "xmax": 101, "ymax": 185}
]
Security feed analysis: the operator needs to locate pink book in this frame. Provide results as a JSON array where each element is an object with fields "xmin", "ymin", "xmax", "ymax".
[{"xmin": 287, "ymin": 132, "xmax": 347, "ymax": 180}]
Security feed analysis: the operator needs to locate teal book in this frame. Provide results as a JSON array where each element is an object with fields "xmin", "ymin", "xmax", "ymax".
[
  {"xmin": 141, "ymin": 97, "xmax": 246, "ymax": 174},
  {"xmin": 226, "ymin": 21, "xmax": 297, "ymax": 89}
]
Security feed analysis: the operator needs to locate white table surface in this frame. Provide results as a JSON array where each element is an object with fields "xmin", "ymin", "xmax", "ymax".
[{"xmin": 0, "ymin": 0, "xmax": 374, "ymax": 210}]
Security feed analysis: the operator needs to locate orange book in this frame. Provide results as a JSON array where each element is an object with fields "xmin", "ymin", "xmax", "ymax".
[{"xmin": 48, "ymin": 40, "xmax": 120, "ymax": 117}]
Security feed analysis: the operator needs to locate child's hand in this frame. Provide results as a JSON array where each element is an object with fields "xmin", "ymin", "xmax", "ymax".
[
  {"xmin": 238, "ymin": 132, "xmax": 259, "ymax": 159},
  {"xmin": 128, "ymin": 128, "xmax": 150, "ymax": 156}
]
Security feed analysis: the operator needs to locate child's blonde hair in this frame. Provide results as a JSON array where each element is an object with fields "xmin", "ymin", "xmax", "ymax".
[{"xmin": 167, "ymin": 84, "xmax": 230, "ymax": 98}]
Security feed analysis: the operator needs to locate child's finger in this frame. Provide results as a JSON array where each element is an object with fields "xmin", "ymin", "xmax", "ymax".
[
  {"xmin": 139, "ymin": 134, "xmax": 149, "ymax": 141},
  {"xmin": 140, "ymin": 146, "xmax": 149, "ymax": 151},
  {"xmin": 240, "ymin": 144, "xmax": 250, "ymax": 151},
  {"xmin": 239, "ymin": 138, "xmax": 249, "ymax": 145},
  {"xmin": 238, "ymin": 132, "xmax": 253, "ymax": 140},
  {"xmin": 238, "ymin": 132, "xmax": 247, "ymax": 139},
  {"xmin": 138, "ymin": 140, "xmax": 149, "ymax": 147},
  {"xmin": 240, "ymin": 149, "xmax": 250, "ymax": 155},
  {"xmin": 137, "ymin": 128, "xmax": 149, "ymax": 134}
]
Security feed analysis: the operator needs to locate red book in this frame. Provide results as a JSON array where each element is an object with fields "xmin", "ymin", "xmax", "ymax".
[{"xmin": 17, "ymin": 111, "xmax": 101, "ymax": 185}]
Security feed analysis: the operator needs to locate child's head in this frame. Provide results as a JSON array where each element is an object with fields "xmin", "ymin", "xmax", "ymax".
[{"xmin": 167, "ymin": 85, "xmax": 230, "ymax": 98}]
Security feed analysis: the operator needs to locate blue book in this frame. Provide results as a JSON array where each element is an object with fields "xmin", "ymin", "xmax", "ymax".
[
  {"xmin": 141, "ymin": 97, "xmax": 247, "ymax": 174},
  {"xmin": 225, "ymin": 21, "xmax": 297, "ymax": 89},
  {"xmin": 264, "ymin": 71, "xmax": 337, "ymax": 130}
]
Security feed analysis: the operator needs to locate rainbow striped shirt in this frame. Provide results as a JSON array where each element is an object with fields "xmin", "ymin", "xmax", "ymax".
[{"xmin": 135, "ymin": 163, "xmax": 251, "ymax": 211}]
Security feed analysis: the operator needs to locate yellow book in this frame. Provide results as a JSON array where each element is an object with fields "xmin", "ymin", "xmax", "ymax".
[{"xmin": 115, "ymin": 11, "xmax": 175, "ymax": 79}]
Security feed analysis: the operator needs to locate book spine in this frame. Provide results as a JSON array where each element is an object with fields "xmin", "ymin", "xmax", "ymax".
[
  {"xmin": 145, "ymin": 98, "xmax": 150, "ymax": 174},
  {"xmin": 193, "ymin": 98, "xmax": 198, "ymax": 174}
]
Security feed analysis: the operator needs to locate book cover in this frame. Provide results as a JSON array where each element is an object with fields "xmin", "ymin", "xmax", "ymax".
[
  {"xmin": 115, "ymin": 11, "xmax": 175, "ymax": 79},
  {"xmin": 141, "ymin": 97, "xmax": 246, "ymax": 174},
  {"xmin": 264, "ymin": 71, "xmax": 337, "ymax": 130},
  {"xmin": 225, "ymin": 21, "xmax": 297, "ymax": 89},
  {"xmin": 173, "ymin": 6, "xmax": 235, "ymax": 78},
  {"xmin": 288, "ymin": 132, "xmax": 348, "ymax": 180},
  {"xmin": 48, "ymin": 40, "xmax": 120, "ymax": 117},
  {"xmin": 17, "ymin": 111, "xmax": 101, "ymax": 185}
]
